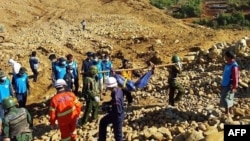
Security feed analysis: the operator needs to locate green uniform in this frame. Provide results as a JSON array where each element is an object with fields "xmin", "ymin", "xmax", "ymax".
[
  {"xmin": 3, "ymin": 107, "xmax": 33, "ymax": 141},
  {"xmin": 168, "ymin": 64, "xmax": 184, "ymax": 106},
  {"xmin": 81, "ymin": 76, "xmax": 99, "ymax": 125}
]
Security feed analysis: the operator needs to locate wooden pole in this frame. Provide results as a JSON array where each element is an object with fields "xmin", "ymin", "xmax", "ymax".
[{"xmin": 98, "ymin": 62, "xmax": 188, "ymax": 73}]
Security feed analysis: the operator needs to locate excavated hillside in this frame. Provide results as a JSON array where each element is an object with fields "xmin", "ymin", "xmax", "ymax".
[{"xmin": 1, "ymin": 0, "xmax": 250, "ymax": 140}]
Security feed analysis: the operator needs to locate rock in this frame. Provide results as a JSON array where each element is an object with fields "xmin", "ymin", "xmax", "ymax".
[
  {"xmin": 152, "ymin": 132, "xmax": 164, "ymax": 141},
  {"xmin": 185, "ymin": 130, "xmax": 204, "ymax": 141},
  {"xmin": 158, "ymin": 127, "xmax": 172, "ymax": 139},
  {"xmin": 173, "ymin": 133, "xmax": 185, "ymax": 141},
  {"xmin": 204, "ymin": 131, "xmax": 224, "ymax": 141},
  {"xmin": 198, "ymin": 123, "xmax": 207, "ymax": 131},
  {"xmin": 234, "ymin": 108, "xmax": 245, "ymax": 117},
  {"xmin": 204, "ymin": 127, "xmax": 218, "ymax": 136},
  {"xmin": 217, "ymin": 123, "xmax": 224, "ymax": 131},
  {"xmin": 177, "ymin": 127, "xmax": 185, "ymax": 134}
]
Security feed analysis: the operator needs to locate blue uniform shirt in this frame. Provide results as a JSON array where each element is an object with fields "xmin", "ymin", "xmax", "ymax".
[
  {"xmin": 82, "ymin": 59, "xmax": 93, "ymax": 73},
  {"xmin": 55, "ymin": 65, "xmax": 67, "ymax": 80},
  {"xmin": 12, "ymin": 74, "xmax": 29, "ymax": 94},
  {"xmin": 93, "ymin": 61, "xmax": 103, "ymax": 80},
  {"xmin": 110, "ymin": 88, "xmax": 124, "ymax": 115},
  {"xmin": 0, "ymin": 79, "xmax": 12, "ymax": 103},
  {"xmin": 67, "ymin": 61, "xmax": 78, "ymax": 78},
  {"xmin": 102, "ymin": 60, "xmax": 113, "ymax": 77},
  {"xmin": 29, "ymin": 57, "xmax": 39, "ymax": 70}
]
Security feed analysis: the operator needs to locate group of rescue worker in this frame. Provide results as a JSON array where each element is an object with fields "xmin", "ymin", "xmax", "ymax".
[
  {"xmin": 0, "ymin": 48, "xmax": 239, "ymax": 141},
  {"xmin": 0, "ymin": 51, "xmax": 39, "ymax": 141}
]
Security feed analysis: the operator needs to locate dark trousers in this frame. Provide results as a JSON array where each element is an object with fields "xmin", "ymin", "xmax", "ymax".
[
  {"xmin": 169, "ymin": 80, "xmax": 184, "ymax": 106},
  {"xmin": 73, "ymin": 77, "xmax": 79, "ymax": 94},
  {"xmin": 16, "ymin": 93, "xmax": 27, "ymax": 107},
  {"xmin": 31, "ymin": 68, "xmax": 38, "ymax": 82},
  {"xmin": 99, "ymin": 113, "xmax": 124, "ymax": 141},
  {"xmin": 122, "ymin": 89, "xmax": 133, "ymax": 104}
]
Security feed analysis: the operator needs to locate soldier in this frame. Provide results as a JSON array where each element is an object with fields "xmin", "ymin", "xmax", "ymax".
[
  {"xmin": 98, "ymin": 77, "xmax": 124, "ymax": 141},
  {"xmin": 168, "ymin": 55, "xmax": 184, "ymax": 107},
  {"xmin": 2, "ymin": 97, "xmax": 33, "ymax": 141},
  {"xmin": 81, "ymin": 66, "xmax": 100, "ymax": 125}
]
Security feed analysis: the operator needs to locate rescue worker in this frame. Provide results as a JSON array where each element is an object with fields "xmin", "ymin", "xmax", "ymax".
[
  {"xmin": 8, "ymin": 59, "xmax": 21, "ymax": 75},
  {"xmin": 66, "ymin": 54, "xmax": 79, "ymax": 94},
  {"xmin": 98, "ymin": 77, "xmax": 124, "ymax": 141},
  {"xmin": 12, "ymin": 67, "xmax": 29, "ymax": 107},
  {"xmin": 63, "ymin": 65, "xmax": 74, "ymax": 91},
  {"xmin": 2, "ymin": 97, "xmax": 33, "ymax": 141},
  {"xmin": 168, "ymin": 55, "xmax": 184, "ymax": 106},
  {"xmin": 81, "ymin": 52, "xmax": 94, "ymax": 75},
  {"xmin": 92, "ymin": 54, "xmax": 104, "ymax": 95},
  {"xmin": 49, "ymin": 79, "xmax": 82, "ymax": 141},
  {"xmin": 29, "ymin": 51, "xmax": 39, "ymax": 82},
  {"xmin": 220, "ymin": 50, "xmax": 239, "ymax": 118},
  {"xmin": 54, "ymin": 57, "xmax": 67, "ymax": 80},
  {"xmin": 81, "ymin": 66, "xmax": 100, "ymax": 125},
  {"xmin": 0, "ymin": 70, "xmax": 14, "ymax": 120},
  {"xmin": 119, "ymin": 59, "xmax": 140, "ymax": 105},
  {"xmin": 101, "ymin": 54, "xmax": 113, "ymax": 78},
  {"xmin": 49, "ymin": 54, "xmax": 58, "ymax": 83}
]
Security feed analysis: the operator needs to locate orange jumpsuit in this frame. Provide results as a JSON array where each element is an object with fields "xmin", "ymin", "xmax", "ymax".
[{"xmin": 49, "ymin": 91, "xmax": 82, "ymax": 141}]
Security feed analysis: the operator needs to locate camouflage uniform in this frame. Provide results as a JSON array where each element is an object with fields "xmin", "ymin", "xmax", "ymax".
[
  {"xmin": 168, "ymin": 55, "xmax": 184, "ymax": 106},
  {"xmin": 2, "ymin": 97, "xmax": 33, "ymax": 141},
  {"xmin": 81, "ymin": 66, "xmax": 100, "ymax": 125}
]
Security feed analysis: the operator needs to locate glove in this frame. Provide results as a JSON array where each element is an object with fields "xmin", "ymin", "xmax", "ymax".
[{"xmin": 94, "ymin": 96, "xmax": 100, "ymax": 102}]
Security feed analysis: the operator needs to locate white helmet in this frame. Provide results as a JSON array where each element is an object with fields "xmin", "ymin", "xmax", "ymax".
[
  {"xmin": 54, "ymin": 79, "xmax": 67, "ymax": 88},
  {"xmin": 105, "ymin": 77, "xmax": 117, "ymax": 88}
]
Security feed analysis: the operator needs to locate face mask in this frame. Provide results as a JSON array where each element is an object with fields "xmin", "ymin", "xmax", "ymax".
[
  {"xmin": 70, "ymin": 70, "xmax": 73, "ymax": 73},
  {"xmin": 62, "ymin": 61, "xmax": 66, "ymax": 65},
  {"xmin": 94, "ymin": 58, "xmax": 98, "ymax": 62},
  {"xmin": 105, "ymin": 58, "xmax": 109, "ymax": 61}
]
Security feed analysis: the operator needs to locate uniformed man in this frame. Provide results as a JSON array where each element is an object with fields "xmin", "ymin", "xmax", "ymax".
[
  {"xmin": 98, "ymin": 77, "xmax": 124, "ymax": 141},
  {"xmin": 2, "ymin": 97, "xmax": 33, "ymax": 141},
  {"xmin": 49, "ymin": 79, "xmax": 82, "ymax": 141},
  {"xmin": 81, "ymin": 66, "xmax": 100, "ymax": 125},
  {"xmin": 168, "ymin": 55, "xmax": 184, "ymax": 106}
]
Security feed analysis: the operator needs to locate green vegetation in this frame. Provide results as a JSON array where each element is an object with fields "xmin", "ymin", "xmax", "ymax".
[
  {"xmin": 194, "ymin": 11, "xmax": 250, "ymax": 29},
  {"xmin": 150, "ymin": 0, "xmax": 201, "ymax": 18},
  {"xmin": 149, "ymin": 0, "xmax": 179, "ymax": 9}
]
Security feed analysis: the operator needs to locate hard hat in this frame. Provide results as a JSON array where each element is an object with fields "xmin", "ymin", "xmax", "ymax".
[
  {"xmin": 171, "ymin": 55, "xmax": 180, "ymax": 63},
  {"xmin": 3, "ymin": 97, "xmax": 16, "ymax": 109},
  {"xmin": 54, "ymin": 79, "xmax": 67, "ymax": 88},
  {"xmin": 105, "ymin": 77, "xmax": 118, "ymax": 88},
  {"xmin": 89, "ymin": 66, "xmax": 98, "ymax": 75}
]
